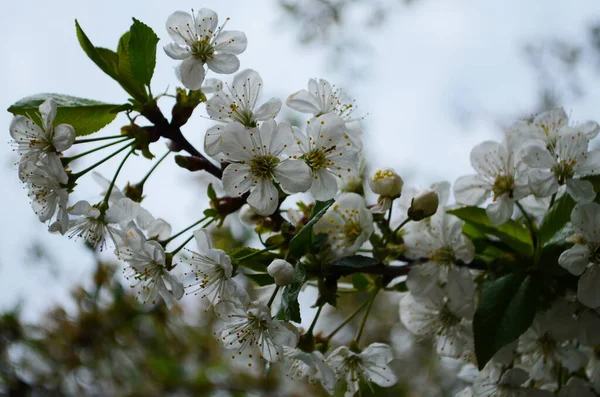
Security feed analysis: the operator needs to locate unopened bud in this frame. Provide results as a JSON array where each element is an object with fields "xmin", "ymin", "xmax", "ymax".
[
  {"xmin": 407, "ymin": 190, "xmax": 439, "ymax": 221},
  {"xmin": 267, "ymin": 259, "xmax": 295, "ymax": 286},
  {"xmin": 239, "ymin": 204, "xmax": 263, "ymax": 226},
  {"xmin": 368, "ymin": 168, "xmax": 403, "ymax": 198}
]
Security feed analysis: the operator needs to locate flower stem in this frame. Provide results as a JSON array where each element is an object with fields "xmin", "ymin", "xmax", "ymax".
[
  {"xmin": 138, "ymin": 150, "xmax": 171, "ymax": 186},
  {"xmin": 70, "ymin": 142, "xmax": 134, "ymax": 180},
  {"xmin": 63, "ymin": 137, "xmax": 132, "ymax": 164},
  {"xmin": 307, "ymin": 305, "xmax": 323, "ymax": 335},
  {"xmin": 102, "ymin": 147, "xmax": 136, "ymax": 206},
  {"xmin": 354, "ymin": 288, "xmax": 379, "ymax": 345},
  {"xmin": 325, "ymin": 294, "xmax": 372, "ymax": 340},
  {"xmin": 236, "ymin": 243, "xmax": 284, "ymax": 263},
  {"xmin": 161, "ymin": 216, "xmax": 209, "ymax": 246},
  {"xmin": 267, "ymin": 285, "xmax": 281, "ymax": 308},
  {"xmin": 392, "ymin": 218, "xmax": 411, "ymax": 236},
  {"xmin": 169, "ymin": 218, "xmax": 215, "ymax": 255},
  {"xmin": 516, "ymin": 200, "xmax": 537, "ymax": 247},
  {"xmin": 73, "ymin": 135, "xmax": 127, "ymax": 144}
]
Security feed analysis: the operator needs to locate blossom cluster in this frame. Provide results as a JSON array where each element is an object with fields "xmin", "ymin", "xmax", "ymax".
[{"xmin": 8, "ymin": 6, "xmax": 600, "ymax": 396}]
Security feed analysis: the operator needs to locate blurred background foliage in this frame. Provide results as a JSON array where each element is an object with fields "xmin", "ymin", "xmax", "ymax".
[{"xmin": 3, "ymin": 0, "xmax": 600, "ymax": 396}]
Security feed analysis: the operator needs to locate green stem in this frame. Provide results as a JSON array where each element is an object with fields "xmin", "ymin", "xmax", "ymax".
[
  {"xmin": 161, "ymin": 216, "xmax": 209, "ymax": 245},
  {"xmin": 70, "ymin": 142, "xmax": 134, "ymax": 180},
  {"xmin": 267, "ymin": 285, "xmax": 281, "ymax": 308},
  {"xmin": 392, "ymin": 218, "xmax": 411, "ymax": 236},
  {"xmin": 63, "ymin": 137, "xmax": 132, "ymax": 164},
  {"xmin": 236, "ymin": 243, "xmax": 284, "ymax": 263},
  {"xmin": 516, "ymin": 200, "xmax": 537, "ymax": 245},
  {"xmin": 325, "ymin": 295, "xmax": 372, "ymax": 340},
  {"xmin": 168, "ymin": 218, "xmax": 216, "ymax": 256},
  {"xmin": 73, "ymin": 135, "xmax": 127, "ymax": 144},
  {"xmin": 138, "ymin": 150, "xmax": 171, "ymax": 186},
  {"xmin": 354, "ymin": 289, "xmax": 379, "ymax": 344},
  {"xmin": 102, "ymin": 147, "xmax": 135, "ymax": 205},
  {"xmin": 307, "ymin": 305, "xmax": 323, "ymax": 335}
]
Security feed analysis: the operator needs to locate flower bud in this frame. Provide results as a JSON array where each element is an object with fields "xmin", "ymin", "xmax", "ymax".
[
  {"xmin": 407, "ymin": 190, "xmax": 439, "ymax": 221},
  {"xmin": 239, "ymin": 204, "xmax": 263, "ymax": 226},
  {"xmin": 368, "ymin": 168, "xmax": 403, "ymax": 198},
  {"xmin": 267, "ymin": 259, "xmax": 295, "ymax": 286}
]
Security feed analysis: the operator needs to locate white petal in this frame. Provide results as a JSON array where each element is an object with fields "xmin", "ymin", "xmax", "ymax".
[
  {"xmin": 193, "ymin": 229, "xmax": 214, "ymax": 252},
  {"xmin": 578, "ymin": 265, "xmax": 600, "ymax": 308},
  {"xmin": 254, "ymin": 98, "xmax": 282, "ymax": 120},
  {"xmin": 274, "ymin": 159, "xmax": 312, "ymax": 193},
  {"xmin": 39, "ymin": 98, "xmax": 57, "ymax": 131},
  {"xmin": 523, "ymin": 143, "xmax": 556, "ymax": 168},
  {"xmin": 486, "ymin": 196, "xmax": 514, "ymax": 226},
  {"xmin": 201, "ymin": 78, "xmax": 223, "ymax": 94},
  {"xmin": 285, "ymin": 89, "xmax": 320, "ymax": 114},
  {"xmin": 247, "ymin": 179, "xmax": 278, "ymax": 216},
  {"xmin": 222, "ymin": 163, "xmax": 253, "ymax": 197},
  {"xmin": 577, "ymin": 149, "xmax": 600, "ymax": 175},
  {"xmin": 204, "ymin": 124, "xmax": 225, "ymax": 156},
  {"xmin": 177, "ymin": 57, "xmax": 206, "ymax": 90},
  {"xmin": 165, "ymin": 11, "xmax": 194, "ymax": 45},
  {"xmin": 195, "ymin": 8, "xmax": 218, "ymax": 38},
  {"xmin": 470, "ymin": 141, "xmax": 502, "ymax": 177},
  {"xmin": 453, "ymin": 174, "xmax": 490, "ymax": 205},
  {"xmin": 213, "ymin": 30, "xmax": 248, "ymax": 54},
  {"xmin": 52, "ymin": 124, "xmax": 75, "ymax": 152},
  {"xmin": 207, "ymin": 53, "xmax": 240, "ymax": 74},
  {"xmin": 528, "ymin": 168, "xmax": 559, "ymax": 197},
  {"xmin": 308, "ymin": 169, "xmax": 338, "ymax": 201},
  {"xmin": 220, "ymin": 123, "xmax": 255, "ymax": 161},
  {"xmin": 163, "ymin": 43, "xmax": 190, "ymax": 60},
  {"xmin": 445, "ymin": 267, "xmax": 475, "ymax": 319},
  {"xmin": 406, "ymin": 262, "xmax": 441, "ymax": 298},
  {"xmin": 566, "ymin": 179, "xmax": 596, "ymax": 203},
  {"xmin": 559, "ymin": 245, "xmax": 591, "ymax": 276},
  {"xmin": 105, "ymin": 198, "xmax": 140, "ymax": 224},
  {"xmin": 571, "ymin": 202, "xmax": 600, "ymax": 242},
  {"xmin": 557, "ymin": 132, "xmax": 589, "ymax": 165},
  {"xmin": 163, "ymin": 272, "xmax": 185, "ymax": 301}
]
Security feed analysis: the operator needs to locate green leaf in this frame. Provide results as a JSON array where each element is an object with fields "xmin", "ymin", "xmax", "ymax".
[
  {"xmin": 229, "ymin": 247, "xmax": 278, "ymax": 273},
  {"xmin": 128, "ymin": 18, "xmax": 159, "ymax": 86},
  {"xmin": 539, "ymin": 194, "xmax": 576, "ymax": 247},
  {"xmin": 8, "ymin": 94, "xmax": 119, "ymax": 137},
  {"xmin": 352, "ymin": 274, "xmax": 370, "ymax": 290},
  {"xmin": 288, "ymin": 199, "xmax": 335, "ymax": 258},
  {"xmin": 244, "ymin": 273, "xmax": 275, "ymax": 286},
  {"xmin": 207, "ymin": 183, "xmax": 217, "ymax": 201},
  {"xmin": 330, "ymin": 255, "xmax": 380, "ymax": 269},
  {"xmin": 117, "ymin": 32, "xmax": 148, "ymax": 101},
  {"xmin": 75, "ymin": 20, "xmax": 120, "ymax": 81},
  {"xmin": 473, "ymin": 274, "xmax": 539, "ymax": 369},
  {"xmin": 448, "ymin": 207, "xmax": 534, "ymax": 256},
  {"xmin": 281, "ymin": 263, "xmax": 306, "ymax": 323}
]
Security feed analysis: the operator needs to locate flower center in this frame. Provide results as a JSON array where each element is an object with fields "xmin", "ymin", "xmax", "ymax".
[
  {"xmin": 229, "ymin": 103, "xmax": 256, "ymax": 127},
  {"xmin": 250, "ymin": 155, "xmax": 278, "ymax": 179},
  {"xmin": 304, "ymin": 149, "xmax": 331, "ymax": 170},
  {"xmin": 552, "ymin": 159, "xmax": 576, "ymax": 185},
  {"xmin": 373, "ymin": 169, "xmax": 394, "ymax": 181},
  {"xmin": 438, "ymin": 304, "xmax": 461, "ymax": 331},
  {"xmin": 342, "ymin": 220, "xmax": 362, "ymax": 245},
  {"xmin": 538, "ymin": 332, "xmax": 557, "ymax": 357},
  {"xmin": 492, "ymin": 174, "xmax": 514, "ymax": 200},
  {"xmin": 190, "ymin": 39, "xmax": 215, "ymax": 62},
  {"xmin": 432, "ymin": 246, "xmax": 455, "ymax": 265}
]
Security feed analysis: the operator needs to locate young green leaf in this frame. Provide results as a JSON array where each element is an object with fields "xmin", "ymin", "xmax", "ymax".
[
  {"xmin": 539, "ymin": 194, "xmax": 575, "ymax": 247},
  {"xmin": 448, "ymin": 207, "xmax": 534, "ymax": 256},
  {"xmin": 281, "ymin": 263, "xmax": 306, "ymax": 323},
  {"xmin": 473, "ymin": 274, "xmax": 539, "ymax": 369},
  {"xmin": 116, "ymin": 32, "xmax": 148, "ymax": 102},
  {"xmin": 8, "ymin": 94, "xmax": 120, "ymax": 136},
  {"xmin": 288, "ymin": 199, "xmax": 335, "ymax": 258},
  {"xmin": 75, "ymin": 20, "xmax": 120, "ymax": 81},
  {"xmin": 128, "ymin": 18, "xmax": 159, "ymax": 86}
]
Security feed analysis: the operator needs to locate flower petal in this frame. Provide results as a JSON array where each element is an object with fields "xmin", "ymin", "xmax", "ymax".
[
  {"xmin": 522, "ymin": 143, "xmax": 556, "ymax": 168},
  {"xmin": 453, "ymin": 174, "xmax": 490, "ymax": 205},
  {"xmin": 207, "ymin": 53, "xmax": 240, "ymax": 74},
  {"xmin": 578, "ymin": 265, "xmax": 600, "ymax": 308},
  {"xmin": 193, "ymin": 229, "xmax": 215, "ymax": 252},
  {"xmin": 571, "ymin": 202, "xmax": 600, "ymax": 243},
  {"xmin": 163, "ymin": 43, "xmax": 190, "ymax": 60},
  {"xmin": 576, "ymin": 149, "xmax": 600, "ymax": 175},
  {"xmin": 254, "ymin": 98, "xmax": 282, "ymax": 120},
  {"xmin": 52, "ymin": 124, "xmax": 75, "ymax": 152},
  {"xmin": 486, "ymin": 196, "xmax": 514, "ymax": 226},
  {"xmin": 285, "ymin": 89, "xmax": 320, "ymax": 114},
  {"xmin": 166, "ymin": 11, "xmax": 194, "ymax": 45},
  {"xmin": 214, "ymin": 30, "xmax": 248, "ymax": 54},
  {"xmin": 528, "ymin": 168, "xmax": 559, "ymax": 198},
  {"xmin": 247, "ymin": 178, "xmax": 278, "ymax": 216},
  {"xmin": 222, "ymin": 163, "xmax": 253, "ymax": 197},
  {"xmin": 308, "ymin": 169, "xmax": 338, "ymax": 201},
  {"xmin": 559, "ymin": 244, "xmax": 591, "ymax": 276},
  {"xmin": 204, "ymin": 124, "xmax": 225, "ymax": 156},
  {"xmin": 177, "ymin": 56, "xmax": 206, "ymax": 90},
  {"xmin": 39, "ymin": 98, "xmax": 57, "ymax": 131},
  {"xmin": 566, "ymin": 179, "xmax": 596, "ymax": 204},
  {"xmin": 274, "ymin": 159, "xmax": 312, "ymax": 193}
]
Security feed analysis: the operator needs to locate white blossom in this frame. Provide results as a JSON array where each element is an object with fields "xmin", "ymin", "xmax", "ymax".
[
  {"xmin": 164, "ymin": 8, "xmax": 247, "ymax": 90},
  {"xmin": 220, "ymin": 119, "xmax": 312, "ymax": 216},
  {"xmin": 313, "ymin": 193, "xmax": 373, "ymax": 260},
  {"xmin": 558, "ymin": 377, "xmax": 596, "ymax": 397},
  {"xmin": 10, "ymin": 98, "xmax": 75, "ymax": 162},
  {"xmin": 181, "ymin": 229, "xmax": 247, "ymax": 306},
  {"xmin": 459, "ymin": 367, "xmax": 553, "ymax": 397},
  {"xmin": 454, "ymin": 140, "xmax": 529, "ymax": 226},
  {"xmin": 558, "ymin": 203, "xmax": 600, "ymax": 308},
  {"xmin": 326, "ymin": 343, "xmax": 397, "ymax": 397},
  {"xmin": 400, "ymin": 268, "xmax": 475, "ymax": 358},
  {"xmin": 284, "ymin": 347, "xmax": 336, "ymax": 394},
  {"xmin": 404, "ymin": 210, "xmax": 475, "ymax": 297},
  {"xmin": 204, "ymin": 69, "xmax": 281, "ymax": 155},
  {"xmin": 117, "ymin": 225, "xmax": 184, "ymax": 309},
  {"xmin": 19, "ymin": 154, "xmax": 69, "ymax": 234},
  {"xmin": 287, "ymin": 113, "xmax": 361, "ymax": 200},
  {"xmin": 286, "ymin": 78, "xmax": 362, "ymax": 148},
  {"xmin": 267, "ymin": 259, "xmax": 295, "ymax": 286},
  {"xmin": 214, "ymin": 300, "xmax": 298, "ymax": 363},
  {"xmin": 523, "ymin": 131, "xmax": 600, "ymax": 203}
]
